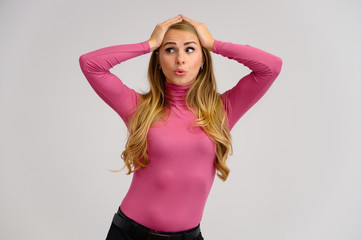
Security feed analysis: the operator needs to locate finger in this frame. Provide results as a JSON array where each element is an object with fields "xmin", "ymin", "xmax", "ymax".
[
  {"xmin": 180, "ymin": 15, "xmax": 199, "ymax": 26},
  {"xmin": 161, "ymin": 15, "xmax": 183, "ymax": 26},
  {"xmin": 160, "ymin": 18, "xmax": 182, "ymax": 31}
]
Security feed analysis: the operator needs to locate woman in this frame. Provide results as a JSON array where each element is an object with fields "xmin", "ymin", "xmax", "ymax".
[{"xmin": 79, "ymin": 15, "xmax": 282, "ymax": 240}]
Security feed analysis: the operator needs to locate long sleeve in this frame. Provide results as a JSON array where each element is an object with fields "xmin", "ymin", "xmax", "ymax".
[
  {"xmin": 79, "ymin": 41, "xmax": 151, "ymax": 125},
  {"xmin": 214, "ymin": 40, "xmax": 283, "ymax": 131}
]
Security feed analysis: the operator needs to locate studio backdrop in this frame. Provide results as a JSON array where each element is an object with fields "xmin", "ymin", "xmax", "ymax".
[{"xmin": 1, "ymin": 0, "xmax": 360, "ymax": 239}]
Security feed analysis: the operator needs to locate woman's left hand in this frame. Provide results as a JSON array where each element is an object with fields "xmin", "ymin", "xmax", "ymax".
[{"xmin": 180, "ymin": 15, "xmax": 215, "ymax": 52}]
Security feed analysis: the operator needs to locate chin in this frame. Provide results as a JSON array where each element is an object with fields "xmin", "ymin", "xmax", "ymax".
[{"xmin": 170, "ymin": 78, "xmax": 195, "ymax": 86}]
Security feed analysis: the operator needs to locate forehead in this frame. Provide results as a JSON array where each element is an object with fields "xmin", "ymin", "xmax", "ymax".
[{"xmin": 163, "ymin": 29, "xmax": 199, "ymax": 44}]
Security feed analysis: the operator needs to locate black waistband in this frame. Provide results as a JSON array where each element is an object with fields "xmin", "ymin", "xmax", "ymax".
[{"xmin": 112, "ymin": 207, "xmax": 201, "ymax": 240}]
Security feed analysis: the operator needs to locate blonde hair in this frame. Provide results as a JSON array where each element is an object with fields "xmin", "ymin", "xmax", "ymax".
[{"xmin": 110, "ymin": 20, "xmax": 233, "ymax": 181}]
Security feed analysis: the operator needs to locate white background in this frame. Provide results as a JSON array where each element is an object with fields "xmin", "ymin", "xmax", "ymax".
[{"xmin": 1, "ymin": 0, "xmax": 360, "ymax": 239}]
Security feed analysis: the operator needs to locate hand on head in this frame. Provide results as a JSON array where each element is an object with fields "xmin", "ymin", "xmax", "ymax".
[
  {"xmin": 180, "ymin": 15, "xmax": 215, "ymax": 52},
  {"xmin": 147, "ymin": 15, "xmax": 215, "ymax": 52},
  {"xmin": 147, "ymin": 15, "xmax": 183, "ymax": 51}
]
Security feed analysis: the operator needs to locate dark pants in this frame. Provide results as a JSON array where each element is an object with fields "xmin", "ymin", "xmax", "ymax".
[{"xmin": 105, "ymin": 208, "xmax": 205, "ymax": 240}]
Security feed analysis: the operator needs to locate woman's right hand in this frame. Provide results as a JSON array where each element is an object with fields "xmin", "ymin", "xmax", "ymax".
[{"xmin": 147, "ymin": 15, "xmax": 183, "ymax": 51}]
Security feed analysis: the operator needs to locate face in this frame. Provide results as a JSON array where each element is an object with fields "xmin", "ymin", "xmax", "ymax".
[{"xmin": 158, "ymin": 29, "xmax": 204, "ymax": 86}]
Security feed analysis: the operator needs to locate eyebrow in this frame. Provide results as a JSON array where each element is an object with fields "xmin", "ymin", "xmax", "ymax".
[{"xmin": 163, "ymin": 41, "xmax": 197, "ymax": 47}]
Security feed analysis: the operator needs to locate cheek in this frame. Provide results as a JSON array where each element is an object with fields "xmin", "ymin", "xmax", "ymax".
[
  {"xmin": 159, "ymin": 55, "xmax": 173, "ymax": 68},
  {"xmin": 191, "ymin": 55, "xmax": 203, "ymax": 69}
]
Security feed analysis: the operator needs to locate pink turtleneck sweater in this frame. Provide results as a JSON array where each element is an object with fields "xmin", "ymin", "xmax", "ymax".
[{"xmin": 79, "ymin": 40, "xmax": 282, "ymax": 232}]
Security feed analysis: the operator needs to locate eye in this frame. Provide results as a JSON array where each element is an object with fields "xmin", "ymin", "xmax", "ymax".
[
  {"xmin": 186, "ymin": 47, "xmax": 195, "ymax": 53},
  {"xmin": 165, "ymin": 48, "xmax": 174, "ymax": 53},
  {"xmin": 165, "ymin": 47, "xmax": 195, "ymax": 53}
]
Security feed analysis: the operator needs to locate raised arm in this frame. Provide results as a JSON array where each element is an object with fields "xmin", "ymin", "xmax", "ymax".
[
  {"xmin": 213, "ymin": 40, "xmax": 283, "ymax": 131},
  {"xmin": 78, "ymin": 41, "xmax": 150, "ymax": 125},
  {"xmin": 179, "ymin": 15, "xmax": 283, "ymax": 131},
  {"xmin": 79, "ymin": 15, "xmax": 184, "ymax": 126}
]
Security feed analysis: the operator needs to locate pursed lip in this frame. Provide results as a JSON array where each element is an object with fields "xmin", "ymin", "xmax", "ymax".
[{"xmin": 174, "ymin": 69, "xmax": 186, "ymax": 73}]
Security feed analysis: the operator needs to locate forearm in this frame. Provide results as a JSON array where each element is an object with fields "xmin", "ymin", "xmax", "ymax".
[
  {"xmin": 217, "ymin": 39, "xmax": 283, "ymax": 131},
  {"xmin": 78, "ymin": 41, "xmax": 150, "ymax": 124},
  {"xmin": 79, "ymin": 41, "xmax": 151, "ymax": 73},
  {"xmin": 213, "ymin": 39, "xmax": 282, "ymax": 79}
]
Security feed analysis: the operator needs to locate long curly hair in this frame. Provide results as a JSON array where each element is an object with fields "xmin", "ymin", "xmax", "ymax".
[{"xmin": 110, "ymin": 20, "xmax": 233, "ymax": 181}]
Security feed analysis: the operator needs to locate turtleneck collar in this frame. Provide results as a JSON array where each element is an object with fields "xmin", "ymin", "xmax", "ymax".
[{"xmin": 164, "ymin": 81, "xmax": 193, "ymax": 107}]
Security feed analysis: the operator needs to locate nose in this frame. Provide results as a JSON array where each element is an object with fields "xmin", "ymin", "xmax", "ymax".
[{"xmin": 176, "ymin": 52, "xmax": 185, "ymax": 65}]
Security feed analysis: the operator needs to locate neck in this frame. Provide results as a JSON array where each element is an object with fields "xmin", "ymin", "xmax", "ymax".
[{"xmin": 164, "ymin": 81, "xmax": 193, "ymax": 107}]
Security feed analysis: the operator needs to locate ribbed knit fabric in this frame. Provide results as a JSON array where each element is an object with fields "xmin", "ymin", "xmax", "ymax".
[
  {"xmin": 79, "ymin": 39, "xmax": 282, "ymax": 232},
  {"xmin": 164, "ymin": 80, "xmax": 192, "ymax": 107}
]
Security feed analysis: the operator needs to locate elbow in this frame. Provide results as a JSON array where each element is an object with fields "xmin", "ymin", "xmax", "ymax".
[
  {"xmin": 79, "ymin": 54, "xmax": 87, "ymax": 67},
  {"xmin": 255, "ymin": 56, "xmax": 283, "ymax": 82},
  {"xmin": 271, "ymin": 56, "xmax": 283, "ymax": 78},
  {"xmin": 79, "ymin": 54, "xmax": 91, "ymax": 73}
]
